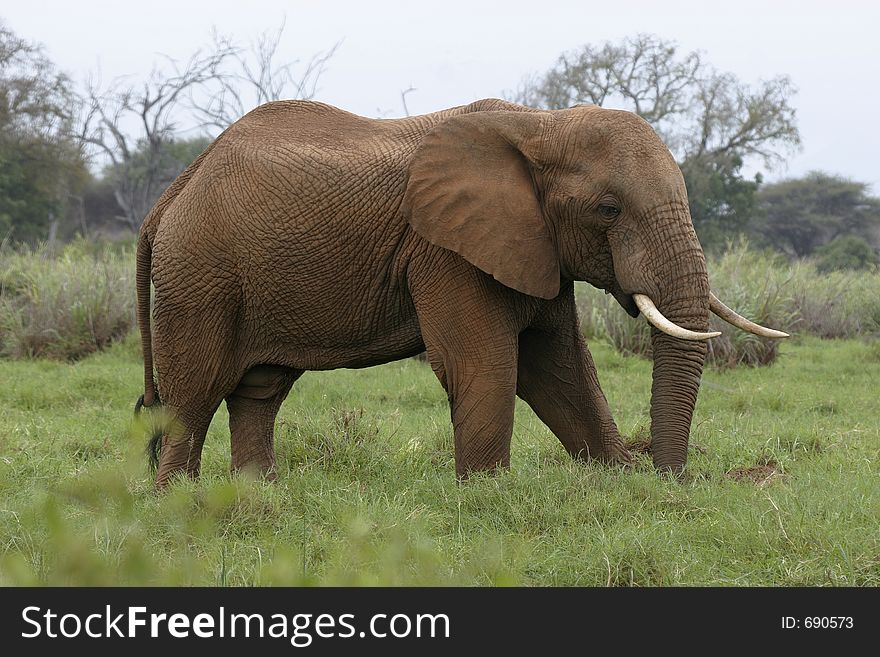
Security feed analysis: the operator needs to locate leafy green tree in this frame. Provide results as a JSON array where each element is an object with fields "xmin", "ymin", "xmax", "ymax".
[
  {"xmin": 510, "ymin": 34, "xmax": 801, "ymax": 250},
  {"xmin": 0, "ymin": 21, "xmax": 88, "ymax": 243},
  {"xmin": 753, "ymin": 172, "xmax": 880, "ymax": 257},
  {"xmin": 681, "ymin": 154, "xmax": 762, "ymax": 247}
]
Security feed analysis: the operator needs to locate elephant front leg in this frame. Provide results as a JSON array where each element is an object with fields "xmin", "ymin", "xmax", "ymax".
[
  {"xmin": 410, "ymin": 251, "xmax": 528, "ymax": 478},
  {"xmin": 443, "ymin": 364, "xmax": 518, "ymax": 477},
  {"xmin": 423, "ymin": 325, "xmax": 520, "ymax": 476},
  {"xmin": 517, "ymin": 306, "xmax": 632, "ymax": 466}
]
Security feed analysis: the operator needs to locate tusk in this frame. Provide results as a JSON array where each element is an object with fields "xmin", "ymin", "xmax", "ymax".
[
  {"xmin": 709, "ymin": 293, "xmax": 789, "ymax": 339},
  {"xmin": 633, "ymin": 294, "xmax": 721, "ymax": 341}
]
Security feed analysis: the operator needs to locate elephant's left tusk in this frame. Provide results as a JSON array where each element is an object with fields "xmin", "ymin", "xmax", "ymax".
[
  {"xmin": 709, "ymin": 293, "xmax": 790, "ymax": 339},
  {"xmin": 633, "ymin": 294, "xmax": 721, "ymax": 341}
]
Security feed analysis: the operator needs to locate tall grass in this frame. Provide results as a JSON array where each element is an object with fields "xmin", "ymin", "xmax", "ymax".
[
  {"xmin": 0, "ymin": 240, "xmax": 136, "ymax": 360},
  {"xmin": 711, "ymin": 243, "xmax": 880, "ymax": 340},
  {"xmin": 789, "ymin": 268, "xmax": 880, "ymax": 338},
  {"xmin": 579, "ymin": 241, "xmax": 880, "ymax": 367},
  {"xmin": 0, "ymin": 239, "xmax": 877, "ymax": 366}
]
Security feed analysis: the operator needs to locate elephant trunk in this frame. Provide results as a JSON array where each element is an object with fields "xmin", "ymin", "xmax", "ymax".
[
  {"xmin": 647, "ymin": 248, "xmax": 710, "ymax": 473},
  {"xmin": 649, "ymin": 329, "xmax": 707, "ymax": 472},
  {"xmin": 608, "ymin": 199, "xmax": 713, "ymax": 473}
]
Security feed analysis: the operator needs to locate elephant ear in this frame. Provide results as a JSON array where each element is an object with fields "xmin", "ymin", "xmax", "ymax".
[{"xmin": 403, "ymin": 111, "xmax": 560, "ymax": 299}]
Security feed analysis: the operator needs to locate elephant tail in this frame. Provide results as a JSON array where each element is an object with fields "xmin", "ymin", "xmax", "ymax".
[
  {"xmin": 135, "ymin": 232, "xmax": 165, "ymax": 471},
  {"xmin": 136, "ymin": 234, "xmax": 158, "ymax": 410}
]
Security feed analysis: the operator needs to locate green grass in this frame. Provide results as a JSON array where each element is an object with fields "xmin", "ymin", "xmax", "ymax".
[{"xmin": 1, "ymin": 333, "xmax": 878, "ymax": 586}]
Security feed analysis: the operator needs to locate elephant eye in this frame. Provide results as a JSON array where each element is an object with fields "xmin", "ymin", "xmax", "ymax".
[{"xmin": 597, "ymin": 204, "xmax": 621, "ymax": 220}]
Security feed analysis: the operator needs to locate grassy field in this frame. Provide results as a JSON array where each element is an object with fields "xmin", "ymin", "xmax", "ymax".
[{"xmin": 0, "ymin": 332, "xmax": 878, "ymax": 586}]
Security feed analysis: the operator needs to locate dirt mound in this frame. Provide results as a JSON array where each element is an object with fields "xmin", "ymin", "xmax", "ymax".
[{"xmin": 726, "ymin": 461, "xmax": 783, "ymax": 486}]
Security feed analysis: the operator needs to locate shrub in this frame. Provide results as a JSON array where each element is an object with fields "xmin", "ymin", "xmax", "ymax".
[
  {"xmin": 577, "ymin": 245, "xmax": 798, "ymax": 367},
  {"xmin": 0, "ymin": 240, "xmax": 136, "ymax": 360},
  {"xmin": 814, "ymin": 235, "xmax": 879, "ymax": 274},
  {"xmin": 2, "ymin": 238, "xmax": 878, "ymax": 366},
  {"xmin": 577, "ymin": 286, "xmax": 793, "ymax": 368}
]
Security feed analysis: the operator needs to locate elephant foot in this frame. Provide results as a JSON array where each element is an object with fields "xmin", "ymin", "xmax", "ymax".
[
  {"xmin": 154, "ymin": 468, "xmax": 198, "ymax": 492},
  {"xmin": 231, "ymin": 460, "xmax": 278, "ymax": 482},
  {"xmin": 153, "ymin": 432, "xmax": 206, "ymax": 491},
  {"xmin": 455, "ymin": 460, "xmax": 510, "ymax": 482},
  {"xmin": 598, "ymin": 438, "xmax": 633, "ymax": 467},
  {"xmin": 230, "ymin": 439, "xmax": 278, "ymax": 482}
]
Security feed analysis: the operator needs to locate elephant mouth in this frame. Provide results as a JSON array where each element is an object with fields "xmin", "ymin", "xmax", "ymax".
[{"xmin": 607, "ymin": 286, "xmax": 639, "ymax": 318}]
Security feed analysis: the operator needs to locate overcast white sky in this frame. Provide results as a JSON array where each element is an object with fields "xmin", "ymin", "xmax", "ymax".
[{"xmin": 4, "ymin": 0, "xmax": 878, "ymax": 187}]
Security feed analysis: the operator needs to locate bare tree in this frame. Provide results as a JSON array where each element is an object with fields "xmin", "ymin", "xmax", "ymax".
[
  {"xmin": 400, "ymin": 86, "xmax": 416, "ymax": 117},
  {"xmin": 78, "ymin": 22, "xmax": 338, "ymax": 230},
  {"xmin": 511, "ymin": 34, "xmax": 798, "ymax": 165},
  {"xmin": 687, "ymin": 71, "xmax": 800, "ymax": 167},
  {"xmin": 513, "ymin": 35, "xmax": 700, "ymax": 140},
  {"xmin": 0, "ymin": 21, "xmax": 74, "ymax": 136},
  {"xmin": 194, "ymin": 21, "xmax": 340, "ymax": 131},
  {"xmin": 78, "ymin": 40, "xmax": 236, "ymax": 229},
  {"xmin": 375, "ymin": 87, "xmax": 417, "ymax": 119}
]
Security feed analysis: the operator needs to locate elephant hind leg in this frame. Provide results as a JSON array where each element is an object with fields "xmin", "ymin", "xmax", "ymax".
[
  {"xmin": 151, "ymin": 347, "xmax": 237, "ymax": 489},
  {"xmin": 226, "ymin": 365, "xmax": 301, "ymax": 480},
  {"xmin": 154, "ymin": 407, "xmax": 217, "ymax": 489},
  {"xmin": 150, "ymin": 271, "xmax": 246, "ymax": 489}
]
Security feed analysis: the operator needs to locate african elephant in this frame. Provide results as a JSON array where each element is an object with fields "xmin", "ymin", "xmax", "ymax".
[{"xmin": 136, "ymin": 98, "xmax": 786, "ymax": 488}]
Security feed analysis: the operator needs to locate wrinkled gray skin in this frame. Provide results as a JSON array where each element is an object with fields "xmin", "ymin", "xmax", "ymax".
[{"xmin": 137, "ymin": 98, "xmax": 710, "ymax": 488}]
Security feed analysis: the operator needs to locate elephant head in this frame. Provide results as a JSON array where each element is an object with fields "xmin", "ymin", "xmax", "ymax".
[{"xmin": 405, "ymin": 104, "xmax": 786, "ymax": 473}]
